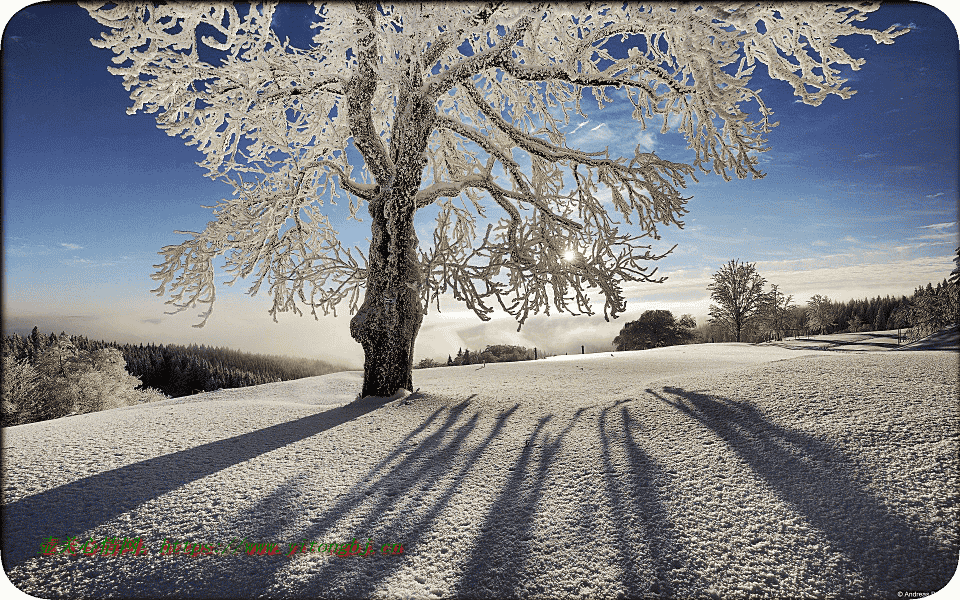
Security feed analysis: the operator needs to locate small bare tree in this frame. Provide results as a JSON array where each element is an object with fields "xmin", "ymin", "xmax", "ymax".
[
  {"xmin": 83, "ymin": 3, "xmax": 906, "ymax": 397},
  {"xmin": 707, "ymin": 259, "xmax": 767, "ymax": 342}
]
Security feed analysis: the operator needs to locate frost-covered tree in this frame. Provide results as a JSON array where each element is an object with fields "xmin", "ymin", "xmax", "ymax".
[
  {"xmin": 707, "ymin": 259, "xmax": 767, "ymax": 342},
  {"xmin": 83, "ymin": 3, "xmax": 906, "ymax": 397},
  {"xmin": 951, "ymin": 247, "xmax": 960, "ymax": 286},
  {"xmin": 759, "ymin": 284, "xmax": 794, "ymax": 340},
  {"xmin": 806, "ymin": 294, "xmax": 837, "ymax": 335},
  {"xmin": 1, "ymin": 356, "xmax": 41, "ymax": 426}
]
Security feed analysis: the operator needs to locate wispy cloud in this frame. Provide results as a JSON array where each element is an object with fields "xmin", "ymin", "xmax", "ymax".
[
  {"xmin": 7, "ymin": 242, "xmax": 86, "ymax": 257},
  {"xmin": 926, "ymin": 192, "xmax": 945, "ymax": 199},
  {"xmin": 918, "ymin": 221, "xmax": 956, "ymax": 229},
  {"xmin": 61, "ymin": 257, "xmax": 122, "ymax": 268},
  {"xmin": 909, "ymin": 221, "xmax": 958, "ymax": 244},
  {"xmin": 634, "ymin": 130, "xmax": 657, "ymax": 152},
  {"xmin": 892, "ymin": 22, "xmax": 920, "ymax": 31},
  {"xmin": 856, "ymin": 152, "xmax": 880, "ymax": 160},
  {"xmin": 62, "ymin": 257, "xmax": 95, "ymax": 266},
  {"xmin": 6, "ymin": 243, "xmax": 58, "ymax": 258}
]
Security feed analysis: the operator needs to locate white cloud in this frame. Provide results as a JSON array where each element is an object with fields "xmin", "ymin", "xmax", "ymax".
[
  {"xmin": 6, "ymin": 244, "xmax": 55, "ymax": 257},
  {"xmin": 62, "ymin": 257, "xmax": 96, "ymax": 266},
  {"xmin": 755, "ymin": 252, "xmax": 955, "ymax": 303},
  {"xmin": 634, "ymin": 130, "xmax": 657, "ymax": 152},
  {"xmin": 917, "ymin": 221, "xmax": 955, "ymax": 229},
  {"xmin": 568, "ymin": 120, "xmax": 589, "ymax": 135},
  {"xmin": 60, "ymin": 243, "xmax": 83, "ymax": 250},
  {"xmin": 908, "ymin": 221, "xmax": 958, "ymax": 244}
]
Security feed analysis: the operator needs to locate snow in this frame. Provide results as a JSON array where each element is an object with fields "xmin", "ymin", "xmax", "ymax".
[{"xmin": 3, "ymin": 340, "xmax": 958, "ymax": 599}]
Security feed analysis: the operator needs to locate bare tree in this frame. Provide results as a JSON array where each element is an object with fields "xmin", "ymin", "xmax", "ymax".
[
  {"xmin": 786, "ymin": 305, "xmax": 809, "ymax": 339},
  {"xmin": 83, "ymin": 3, "xmax": 906, "ymax": 397},
  {"xmin": 807, "ymin": 294, "xmax": 837, "ymax": 335},
  {"xmin": 760, "ymin": 284, "xmax": 794, "ymax": 341},
  {"xmin": 707, "ymin": 259, "xmax": 767, "ymax": 342}
]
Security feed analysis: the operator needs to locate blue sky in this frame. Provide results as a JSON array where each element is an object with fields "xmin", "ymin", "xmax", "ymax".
[{"xmin": 2, "ymin": 2, "xmax": 958, "ymax": 368}]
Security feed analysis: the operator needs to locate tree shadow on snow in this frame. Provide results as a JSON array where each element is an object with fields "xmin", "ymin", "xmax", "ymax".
[
  {"xmin": 151, "ymin": 394, "xmax": 525, "ymax": 597},
  {"xmin": 596, "ymin": 400, "xmax": 692, "ymax": 597},
  {"xmin": 451, "ymin": 410, "xmax": 584, "ymax": 598},
  {"xmin": 652, "ymin": 385, "xmax": 957, "ymax": 595},
  {"xmin": 1, "ymin": 395, "xmax": 399, "ymax": 569}
]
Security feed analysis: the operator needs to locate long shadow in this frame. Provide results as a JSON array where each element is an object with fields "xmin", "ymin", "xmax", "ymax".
[
  {"xmin": 316, "ymin": 401, "xmax": 522, "ymax": 597},
  {"xmin": 3, "ymin": 396, "xmax": 480, "ymax": 597},
  {"xmin": 598, "ymin": 400, "xmax": 690, "ymax": 597},
  {"xmin": 653, "ymin": 385, "xmax": 957, "ymax": 595},
  {"xmin": 453, "ymin": 410, "xmax": 584, "ymax": 598},
  {"xmin": 172, "ymin": 397, "xmax": 522, "ymax": 597},
  {"xmin": 1, "ymin": 394, "xmax": 406, "ymax": 569},
  {"xmin": 895, "ymin": 327, "xmax": 959, "ymax": 351}
]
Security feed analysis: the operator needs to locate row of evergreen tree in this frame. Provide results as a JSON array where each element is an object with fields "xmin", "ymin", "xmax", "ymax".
[{"xmin": 2, "ymin": 328, "xmax": 348, "ymax": 426}]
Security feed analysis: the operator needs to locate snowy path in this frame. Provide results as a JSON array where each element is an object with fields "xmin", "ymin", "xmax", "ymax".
[{"xmin": 3, "ymin": 345, "xmax": 957, "ymax": 599}]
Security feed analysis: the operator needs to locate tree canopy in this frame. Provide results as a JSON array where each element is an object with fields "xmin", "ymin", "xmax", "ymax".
[
  {"xmin": 83, "ymin": 2, "xmax": 907, "ymax": 324},
  {"xmin": 613, "ymin": 310, "xmax": 696, "ymax": 351},
  {"xmin": 83, "ymin": 2, "xmax": 907, "ymax": 396},
  {"xmin": 806, "ymin": 294, "xmax": 837, "ymax": 335}
]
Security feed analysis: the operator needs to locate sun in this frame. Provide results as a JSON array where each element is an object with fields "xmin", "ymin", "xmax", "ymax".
[{"xmin": 563, "ymin": 249, "xmax": 577, "ymax": 262}]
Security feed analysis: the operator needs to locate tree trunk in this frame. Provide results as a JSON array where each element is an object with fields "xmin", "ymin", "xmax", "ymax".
[
  {"xmin": 350, "ymin": 191, "xmax": 424, "ymax": 399},
  {"xmin": 347, "ymin": 59, "xmax": 435, "ymax": 399}
]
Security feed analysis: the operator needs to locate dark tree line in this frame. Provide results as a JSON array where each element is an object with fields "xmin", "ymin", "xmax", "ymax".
[
  {"xmin": 416, "ymin": 345, "xmax": 536, "ymax": 369},
  {"xmin": 3, "ymin": 328, "xmax": 348, "ymax": 406},
  {"xmin": 613, "ymin": 310, "xmax": 697, "ymax": 351},
  {"xmin": 119, "ymin": 342, "xmax": 347, "ymax": 397}
]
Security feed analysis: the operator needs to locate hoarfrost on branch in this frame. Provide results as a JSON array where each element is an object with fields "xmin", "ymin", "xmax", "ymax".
[{"xmin": 83, "ymin": 2, "xmax": 906, "ymax": 329}]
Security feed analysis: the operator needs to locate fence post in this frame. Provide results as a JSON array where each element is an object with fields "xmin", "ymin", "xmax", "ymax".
[
  {"xmin": 581, "ymin": 345, "xmax": 584, "ymax": 354},
  {"xmin": 534, "ymin": 347, "xmax": 537, "ymax": 360}
]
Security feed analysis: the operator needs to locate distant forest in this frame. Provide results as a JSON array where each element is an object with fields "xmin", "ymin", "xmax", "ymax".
[
  {"xmin": 2, "ymin": 328, "xmax": 347, "ymax": 422},
  {"xmin": 415, "ymin": 344, "xmax": 538, "ymax": 369},
  {"xmin": 697, "ymin": 276, "xmax": 958, "ymax": 344}
]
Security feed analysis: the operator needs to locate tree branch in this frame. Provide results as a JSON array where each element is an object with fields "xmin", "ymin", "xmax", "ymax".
[
  {"xmin": 346, "ymin": 2, "xmax": 394, "ymax": 187},
  {"xmin": 434, "ymin": 114, "xmax": 582, "ymax": 231},
  {"xmin": 423, "ymin": 13, "xmax": 534, "ymax": 99}
]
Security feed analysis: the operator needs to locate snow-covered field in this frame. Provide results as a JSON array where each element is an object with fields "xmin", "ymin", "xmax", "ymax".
[{"xmin": 3, "ymin": 339, "xmax": 958, "ymax": 599}]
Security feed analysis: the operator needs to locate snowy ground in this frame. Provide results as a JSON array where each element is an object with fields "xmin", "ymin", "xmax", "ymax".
[{"xmin": 2, "ymin": 336, "xmax": 958, "ymax": 599}]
